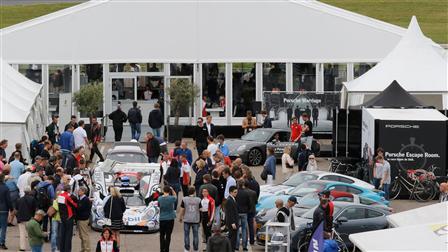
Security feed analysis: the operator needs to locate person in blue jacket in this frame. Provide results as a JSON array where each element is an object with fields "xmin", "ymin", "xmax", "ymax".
[
  {"xmin": 216, "ymin": 135, "xmax": 230, "ymax": 157},
  {"xmin": 59, "ymin": 125, "xmax": 75, "ymax": 152},
  {"xmin": 264, "ymin": 148, "xmax": 276, "ymax": 185}
]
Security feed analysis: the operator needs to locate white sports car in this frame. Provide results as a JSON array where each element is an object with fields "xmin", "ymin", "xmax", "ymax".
[
  {"xmin": 91, "ymin": 160, "xmax": 161, "ymax": 233},
  {"xmin": 259, "ymin": 170, "xmax": 374, "ymax": 199}
]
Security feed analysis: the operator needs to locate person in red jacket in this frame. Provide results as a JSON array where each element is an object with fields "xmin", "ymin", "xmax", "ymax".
[
  {"xmin": 290, "ymin": 117, "xmax": 303, "ymax": 143},
  {"xmin": 57, "ymin": 185, "xmax": 78, "ymax": 252},
  {"xmin": 200, "ymin": 188, "xmax": 215, "ymax": 243}
]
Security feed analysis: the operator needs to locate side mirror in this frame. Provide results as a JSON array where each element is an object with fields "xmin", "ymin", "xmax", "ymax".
[{"xmin": 337, "ymin": 217, "xmax": 348, "ymax": 223}]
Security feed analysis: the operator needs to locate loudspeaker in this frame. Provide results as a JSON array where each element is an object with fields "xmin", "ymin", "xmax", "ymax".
[{"xmin": 252, "ymin": 101, "xmax": 262, "ymax": 115}]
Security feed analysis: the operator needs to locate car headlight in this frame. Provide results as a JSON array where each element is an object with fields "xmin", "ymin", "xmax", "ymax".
[{"xmin": 237, "ymin": 145, "xmax": 246, "ymax": 152}]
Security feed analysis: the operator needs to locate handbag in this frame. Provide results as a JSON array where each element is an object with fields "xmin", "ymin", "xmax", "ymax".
[
  {"xmin": 260, "ymin": 168, "xmax": 268, "ymax": 181},
  {"xmin": 103, "ymin": 196, "xmax": 113, "ymax": 226},
  {"xmin": 286, "ymin": 162, "xmax": 294, "ymax": 169}
]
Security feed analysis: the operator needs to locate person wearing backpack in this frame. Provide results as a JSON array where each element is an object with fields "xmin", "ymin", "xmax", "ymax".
[{"xmin": 36, "ymin": 176, "xmax": 55, "ymax": 235}]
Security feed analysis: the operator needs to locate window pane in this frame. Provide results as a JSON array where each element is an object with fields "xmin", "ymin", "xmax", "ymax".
[
  {"xmin": 170, "ymin": 63, "xmax": 193, "ymax": 76},
  {"xmin": 80, "ymin": 64, "xmax": 104, "ymax": 117},
  {"xmin": 339, "ymin": 207, "xmax": 366, "ymax": 220},
  {"xmin": 169, "ymin": 78, "xmax": 192, "ymax": 117},
  {"xmin": 338, "ymin": 177, "xmax": 354, "ymax": 184},
  {"xmin": 137, "ymin": 76, "xmax": 164, "ymax": 102},
  {"xmin": 366, "ymin": 209, "xmax": 384, "ymax": 218},
  {"xmin": 293, "ymin": 63, "xmax": 315, "ymax": 91},
  {"xmin": 202, "ymin": 63, "xmax": 226, "ymax": 117},
  {"xmin": 324, "ymin": 63, "xmax": 347, "ymax": 91},
  {"xmin": 347, "ymin": 186, "xmax": 362, "ymax": 195},
  {"xmin": 18, "ymin": 64, "xmax": 42, "ymax": 84},
  {"xmin": 112, "ymin": 78, "xmax": 135, "ymax": 100},
  {"xmin": 263, "ymin": 63, "xmax": 286, "ymax": 91},
  {"xmin": 232, "ymin": 63, "xmax": 256, "ymax": 117},
  {"xmin": 354, "ymin": 63, "xmax": 376, "ymax": 78},
  {"xmin": 49, "ymin": 65, "xmax": 72, "ymax": 116}
]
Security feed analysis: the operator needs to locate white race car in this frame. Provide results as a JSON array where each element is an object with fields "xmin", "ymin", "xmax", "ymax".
[
  {"xmin": 259, "ymin": 170, "xmax": 374, "ymax": 199},
  {"xmin": 91, "ymin": 160, "xmax": 161, "ymax": 233}
]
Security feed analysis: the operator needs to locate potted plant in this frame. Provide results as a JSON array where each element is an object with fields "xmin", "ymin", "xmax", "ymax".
[
  {"xmin": 73, "ymin": 84, "xmax": 104, "ymax": 136},
  {"xmin": 166, "ymin": 78, "xmax": 199, "ymax": 142}
]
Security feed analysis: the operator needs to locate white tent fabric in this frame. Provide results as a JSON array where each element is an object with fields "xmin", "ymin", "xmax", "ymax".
[
  {"xmin": 387, "ymin": 202, "xmax": 448, "ymax": 228},
  {"xmin": 0, "ymin": 59, "xmax": 45, "ymax": 159},
  {"xmin": 349, "ymin": 223, "xmax": 448, "ymax": 252},
  {"xmin": 0, "ymin": 0, "xmax": 405, "ymax": 64},
  {"xmin": 0, "ymin": 59, "xmax": 42, "ymax": 123},
  {"xmin": 344, "ymin": 16, "xmax": 448, "ymax": 94}
]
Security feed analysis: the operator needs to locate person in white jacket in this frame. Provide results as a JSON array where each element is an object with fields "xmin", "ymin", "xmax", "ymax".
[
  {"xmin": 306, "ymin": 155, "xmax": 318, "ymax": 171},
  {"xmin": 281, "ymin": 146, "xmax": 295, "ymax": 178}
]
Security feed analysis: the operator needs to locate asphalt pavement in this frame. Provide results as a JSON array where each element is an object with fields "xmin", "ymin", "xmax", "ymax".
[{"xmin": 0, "ymin": 141, "xmax": 438, "ymax": 252}]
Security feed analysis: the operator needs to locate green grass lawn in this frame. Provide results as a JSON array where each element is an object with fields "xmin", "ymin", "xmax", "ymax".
[
  {"xmin": 0, "ymin": 1, "xmax": 447, "ymax": 43},
  {"xmin": 321, "ymin": 0, "xmax": 448, "ymax": 44},
  {"xmin": 0, "ymin": 3, "xmax": 80, "ymax": 29}
]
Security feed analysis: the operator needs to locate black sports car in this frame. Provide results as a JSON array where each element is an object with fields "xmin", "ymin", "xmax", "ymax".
[{"xmin": 227, "ymin": 128, "xmax": 319, "ymax": 166}]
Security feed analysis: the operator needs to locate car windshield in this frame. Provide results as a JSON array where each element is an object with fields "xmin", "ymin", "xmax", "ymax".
[
  {"xmin": 296, "ymin": 192, "xmax": 320, "ymax": 208},
  {"xmin": 241, "ymin": 130, "xmax": 272, "ymax": 142},
  {"xmin": 123, "ymin": 195, "xmax": 145, "ymax": 207},
  {"xmin": 288, "ymin": 181, "xmax": 326, "ymax": 197},
  {"xmin": 283, "ymin": 173, "xmax": 319, "ymax": 187},
  {"xmin": 301, "ymin": 205, "xmax": 341, "ymax": 219},
  {"xmin": 108, "ymin": 153, "xmax": 148, "ymax": 163}
]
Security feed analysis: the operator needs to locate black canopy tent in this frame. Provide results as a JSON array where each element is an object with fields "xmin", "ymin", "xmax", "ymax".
[{"xmin": 335, "ymin": 80, "xmax": 429, "ymax": 158}]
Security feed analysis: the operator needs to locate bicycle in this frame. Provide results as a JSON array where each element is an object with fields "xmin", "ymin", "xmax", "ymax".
[
  {"xmin": 328, "ymin": 159, "xmax": 356, "ymax": 176},
  {"xmin": 297, "ymin": 223, "xmax": 348, "ymax": 252},
  {"xmin": 389, "ymin": 166, "xmax": 436, "ymax": 202}
]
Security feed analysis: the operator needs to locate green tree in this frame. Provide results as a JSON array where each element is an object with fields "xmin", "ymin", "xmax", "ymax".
[
  {"xmin": 73, "ymin": 84, "xmax": 103, "ymax": 119},
  {"xmin": 166, "ymin": 78, "xmax": 200, "ymax": 126}
]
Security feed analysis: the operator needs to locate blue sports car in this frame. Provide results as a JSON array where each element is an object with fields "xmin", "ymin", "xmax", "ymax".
[{"xmin": 256, "ymin": 180, "xmax": 388, "ymax": 212}]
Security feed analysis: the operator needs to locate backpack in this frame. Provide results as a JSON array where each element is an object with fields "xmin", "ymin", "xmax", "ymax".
[{"xmin": 36, "ymin": 184, "xmax": 51, "ymax": 211}]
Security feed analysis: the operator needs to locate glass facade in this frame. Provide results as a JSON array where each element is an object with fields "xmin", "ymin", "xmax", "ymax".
[
  {"xmin": 202, "ymin": 63, "xmax": 226, "ymax": 117},
  {"xmin": 293, "ymin": 63, "xmax": 316, "ymax": 91},
  {"xmin": 263, "ymin": 63, "xmax": 286, "ymax": 91},
  {"xmin": 109, "ymin": 63, "xmax": 163, "ymax": 72},
  {"xmin": 354, "ymin": 63, "xmax": 376, "ymax": 78},
  {"xmin": 18, "ymin": 64, "xmax": 42, "ymax": 84},
  {"xmin": 48, "ymin": 65, "xmax": 72, "ymax": 115},
  {"xmin": 324, "ymin": 63, "xmax": 347, "ymax": 91},
  {"xmin": 79, "ymin": 64, "xmax": 104, "ymax": 117},
  {"xmin": 232, "ymin": 63, "xmax": 255, "ymax": 117},
  {"xmin": 169, "ymin": 64, "xmax": 194, "ymax": 117}
]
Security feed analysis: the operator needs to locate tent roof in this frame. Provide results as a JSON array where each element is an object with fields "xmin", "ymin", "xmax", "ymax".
[
  {"xmin": 360, "ymin": 80, "xmax": 425, "ymax": 108},
  {"xmin": 0, "ymin": 59, "xmax": 42, "ymax": 123},
  {"xmin": 364, "ymin": 108, "xmax": 448, "ymax": 121},
  {"xmin": 345, "ymin": 16, "xmax": 448, "ymax": 93},
  {"xmin": 349, "ymin": 223, "xmax": 448, "ymax": 252},
  {"xmin": 387, "ymin": 202, "xmax": 448, "ymax": 228},
  {"xmin": 0, "ymin": 0, "xmax": 405, "ymax": 64}
]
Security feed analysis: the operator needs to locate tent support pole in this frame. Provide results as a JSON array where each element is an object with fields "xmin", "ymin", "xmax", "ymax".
[
  {"xmin": 345, "ymin": 107, "xmax": 349, "ymax": 157},
  {"xmin": 335, "ymin": 107, "xmax": 339, "ymax": 157}
]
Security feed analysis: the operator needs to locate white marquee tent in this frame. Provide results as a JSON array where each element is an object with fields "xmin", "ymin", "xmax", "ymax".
[
  {"xmin": 0, "ymin": 0, "xmax": 405, "ymax": 64},
  {"xmin": 344, "ymin": 16, "xmax": 448, "ymax": 109},
  {"xmin": 349, "ymin": 202, "xmax": 448, "ymax": 251},
  {"xmin": 0, "ymin": 59, "xmax": 45, "ymax": 159}
]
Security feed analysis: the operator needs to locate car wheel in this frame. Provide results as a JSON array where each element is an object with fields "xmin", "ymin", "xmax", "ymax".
[{"xmin": 248, "ymin": 148, "xmax": 263, "ymax": 166}]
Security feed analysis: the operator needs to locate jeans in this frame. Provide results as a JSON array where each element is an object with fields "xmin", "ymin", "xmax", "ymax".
[
  {"xmin": 214, "ymin": 205, "xmax": 221, "ymax": 225},
  {"xmin": 236, "ymin": 213, "xmax": 248, "ymax": 250},
  {"xmin": 0, "ymin": 212, "xmax": 8, "ymax": 245},
  {"xmin": 113, "ymin": 126, "xmax": 123, "ymax": 142},
  {"xmin": 383, "ymin": 183, "xmax": 390, "ymax": 200},
  {"xmin": 31, "ymin": 245, "xmax": 43, "ymax": 252},
  {"xmin": 58, "ymin": 218, "xmax": 74, "ymax": 252},
  {"xmin": 152, "ymin": 127, "xmax": 161, "ymax": 137},
  {"xmin": 247, "ymin": 212, "xmax": 255, "ymax": 244},
  {"xmin": 130, "ymin": 123, "xmax": 141, "ymax": 141},
  {"xmin": 183, "ymin": 222, "xmax": 199, "ymax": 251},
  {"xmin": 51, "ymin": 220, "xmax": 59, "ymax": 252},
  {"xmin": 159, "ymin": 220, "xmax": 174, "ymax": 252},
  {"xmin": 373, "ymin": 178, "xmax": 381, "ymax": 190}
]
